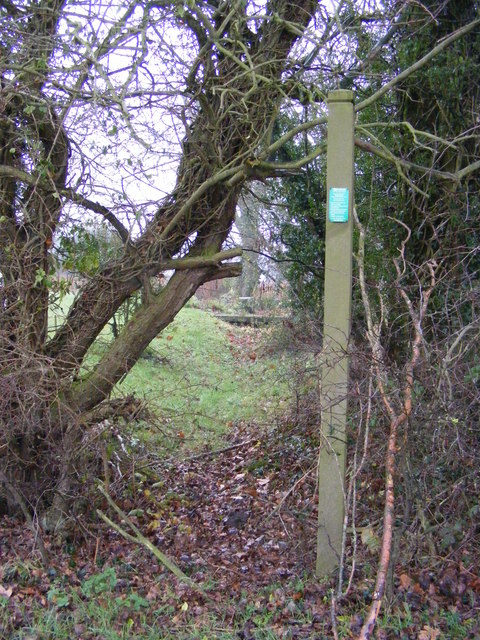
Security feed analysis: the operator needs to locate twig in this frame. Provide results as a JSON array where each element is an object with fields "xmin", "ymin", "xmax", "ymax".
[
  {"xmin": 353, "ymin": 214, "xmax": 435, "ymax": 639},
  {"xmin": 356, "ymin": 17, "xmax": 480, "ymax": 114},
  {"xmin": 330, "ymin": 591, "xmax": 340, "ymax": 640},
  {"xmin": 265, "ymin": 465, "xmax": 315, "ymax": 522},
  {"xmin": 96, "ymin": 483, "xmax": 209, "ymax": 598},
  {"xmin": 0, "ymin": 470, "xmax": 50, "ymax": 566},
  {"xmin": 171, "ymin": 438, "xmax": 257, "ymax": 463},
  {"xmin": 93, "ymin": 537, "xmax": 100, "ymax": 565},
  {"xmin": 339, "ymin": 373, "xmax": 373, "ymax": 598}
]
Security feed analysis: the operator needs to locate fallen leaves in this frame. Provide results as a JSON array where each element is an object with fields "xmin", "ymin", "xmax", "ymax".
[
  {"xmin": 360, "ymin": 525, "xmax": 380, "ymax": 553},
  {"xmin": 0, "ymin": 584, "xmax": 13, "ymax": 598},
  {"xmin": 399, "ymin": 573, "xmax": 412, "ymax": 590},
  {"xmin": 0, "ymin": 418, "xmax": 479, "ymax": 639},
  {"xmin": 418, "ymin": 625, "xmax": 441, "ymax": 640},
  {"xmin": 469, "ymin": 575, "xmax": 480, "ymax": 592}
]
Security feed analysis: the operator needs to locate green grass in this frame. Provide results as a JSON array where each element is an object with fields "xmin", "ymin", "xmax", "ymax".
[
  {"xmin": 4, "ymin": 561, "xmax": 473, "ymax": 640},
  {"xmin": 3, "ymin": 586, "xmax": 474, "ymax": 640},
  {"xmin": 0, "ymin": 567, "xmax": 322, "ymax": 640},
  {"xmin": 49, "ymin": 294, "xmax": 293, "ymax": 450},
  {"xmin": 48, "ymin": 290, "xmax": 76, "ymax": 332},
  {"xmin": 120, "ymin": 308, "xmax": 292, "ymax": 446}
]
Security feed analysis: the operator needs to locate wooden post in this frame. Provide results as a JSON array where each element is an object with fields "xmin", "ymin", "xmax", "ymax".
[{"xmin": 316, "ymin": 90, "xmax": 354, "ymax": 576}]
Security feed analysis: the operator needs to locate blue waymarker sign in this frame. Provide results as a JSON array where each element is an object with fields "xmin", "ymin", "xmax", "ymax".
[{"xmin": 328, "ymin": 187, "xmax": 349, "ymax": 223}]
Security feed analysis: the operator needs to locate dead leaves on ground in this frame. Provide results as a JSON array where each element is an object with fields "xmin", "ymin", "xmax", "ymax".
[{"xmin": 0, "ymin": 420, "xmax": 479, "ymax": 638}]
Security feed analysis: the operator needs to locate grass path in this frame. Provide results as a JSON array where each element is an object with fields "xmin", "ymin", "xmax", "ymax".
[
  {"xmin": 115, "ymin": 307, "xmax": 293, "ymax": 450},
  {"xmin": 50, "ymin": 294, "xmax": 294, "ymax": 450}
]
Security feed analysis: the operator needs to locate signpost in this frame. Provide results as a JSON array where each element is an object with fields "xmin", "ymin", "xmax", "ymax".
[{"xmin": 316, "ymin": 90, "xmax": 354, "ymax": 576}]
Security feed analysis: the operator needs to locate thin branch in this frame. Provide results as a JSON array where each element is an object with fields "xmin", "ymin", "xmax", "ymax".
[
  {"xmin": 355, "ymin": 138, "xmax": 480, "ymax": 184},
  {"xmin": 340, "ymin": 3, "xmax": 410, "ymax": 89},
  {"xmin": 266, "ymin": 464, "xmax": 316, "ymax": 521},
  {"xmin": 160, "ymin": 247, "xmax": 242, "ymax": 271},
  {"xmin": 359, "ymin": 121, "xmax": 459, "ymax": 151},
  {"xmin": 167, "ymin": 438, "xmax": 257, "ymax": 463},
  {"xmin": 443, "ymin": 319, "xmax": 480, "ymax": 365},
  {"xmin": 249, "ymin": 141, "xmax": 327, "ymax": 176},
  {"xmin": 259, "ymin": 116, "xmax": 327, "ymax": 160},
  {"xmin": 354, "ymin": 217, "xmax": 436, "ymax": 638},
  {"xmin": 207, "ymin": 261, "xmax": 243, "ymax": 280},
  {"xmin": 96, "ymin": 483, "xmax": 208, "ymax": 596},
  {"xmin": 159, "ymin": 165, "xmax": 242, "ymax": 240},
  {"xmin": 355, "ymin": 17, "xmax": 480, "ymax": 114},
  {"xmin": 0, "ymin": 471, "xmax": 50, "ymax": 566},
  {"xmin": 0, "ymin": 164, "xmax": 129, "ymax": 242}
]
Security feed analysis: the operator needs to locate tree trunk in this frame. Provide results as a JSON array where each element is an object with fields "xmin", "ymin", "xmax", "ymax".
[{"xmin": 1, "ymin": 0, "xmax": 318, "ymax": 527}]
